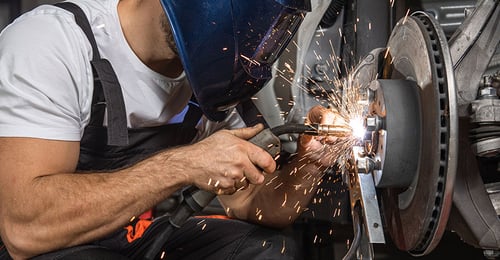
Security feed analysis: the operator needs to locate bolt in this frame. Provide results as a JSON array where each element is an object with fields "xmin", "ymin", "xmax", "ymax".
[
  {"xmin": 356, "ymin": 156, "xmax": 375, "ymax": 174},
  {"xmin": 478, "ymin": 86, "xmax": 498, "ymax": 99},
  {"xmin": 365, "ymin": 115, "xmax": 381, "ymax": 131},
  {"xmin": 364, "ymin": 53, "xmax": 374, "ymax": 63},
  {"xmin": 314, "ymin": 63, "xmax": 328, "ymax": 76},
  {"xmin": 464, "ymin": 7, "xmax": 474, "ymax": 18},
  {"xmin": 483, "ymin": 249, "xmax": 500, "ymax": 259}
]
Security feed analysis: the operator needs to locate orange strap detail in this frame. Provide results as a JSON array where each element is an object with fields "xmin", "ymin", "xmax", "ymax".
[
  {"xmin": 124, "ymin": 219, "xmax": 152, "ymax": 243},
  {"xmin": 139, "ymin": 209, "xmax": 153, "ymax": 220}
]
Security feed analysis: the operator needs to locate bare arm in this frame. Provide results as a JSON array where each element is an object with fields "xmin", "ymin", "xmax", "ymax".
[
  {"xmin": 219, "ymin": 105, "xmax": 345, "ymax": 228},
  {"xmin": 0, "ymin": 137, "xmax": 186, "ymax": 259},
  {"xmin": 0, "ymin": 125, "xmax": 274, "ymax": 259}
]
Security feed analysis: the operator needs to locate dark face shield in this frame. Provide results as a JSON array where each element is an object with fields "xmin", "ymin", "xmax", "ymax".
[
  {"xmin": 236, "ymin": 6, "xmax": 306, "ymax": 80},
  {"xmin": 161, "ymin": 0, "xmax": 311, "ymax": 121}
]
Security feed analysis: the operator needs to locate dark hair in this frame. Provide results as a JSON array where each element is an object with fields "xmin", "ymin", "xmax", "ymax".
[{"xmin": 161, "ymin": 13, "xmax": 178, "ymax": 55}]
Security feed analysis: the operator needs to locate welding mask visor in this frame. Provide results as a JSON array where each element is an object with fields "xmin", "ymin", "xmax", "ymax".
[{"xmin": 161, "ymin": 0, "xmax": 311, "ymax": 121}]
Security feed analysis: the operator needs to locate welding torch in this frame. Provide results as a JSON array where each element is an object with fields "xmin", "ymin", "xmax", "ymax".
[
  {"xmin": 143, "ymin": 123, "xmax": 351, "ymax": 260},
  {"xmin": 270, "ymin": 123, "xmax": 351, "ymax": 137}
]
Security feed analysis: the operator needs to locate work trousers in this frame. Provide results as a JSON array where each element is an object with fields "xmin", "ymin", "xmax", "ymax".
[{"xmin": 1, "ymin": 217, "xmax": 299, "ymax": 260}]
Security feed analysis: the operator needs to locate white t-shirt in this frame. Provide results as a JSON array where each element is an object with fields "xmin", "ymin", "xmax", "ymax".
[{"xmin": 0, "ymin": 0, "xmax": 244, "ymax": 142}]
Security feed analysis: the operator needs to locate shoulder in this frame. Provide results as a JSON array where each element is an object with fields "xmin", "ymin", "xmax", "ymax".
[
  {"xmin": 0, "ymin": 5, "xmax": 92, "ymax": 66},
  {"xmin": 0, "ymin": 5, "xmax": 95, "ymax": 141}
]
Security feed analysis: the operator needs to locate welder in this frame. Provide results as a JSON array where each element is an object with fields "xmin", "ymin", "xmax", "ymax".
[{"xmin": 0, "ymin": 0, "xmax": 346, "ymax": 259}]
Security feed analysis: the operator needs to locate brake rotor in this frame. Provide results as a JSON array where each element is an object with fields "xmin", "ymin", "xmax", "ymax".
[{"xmin": 379, "ymin": 12, "xmax": 458, "ymax": 256}]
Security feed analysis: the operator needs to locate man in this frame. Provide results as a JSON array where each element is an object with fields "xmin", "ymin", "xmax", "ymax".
[{"xmin": 0, "ymin": 0, "xmax": 344, "ymax": 259}]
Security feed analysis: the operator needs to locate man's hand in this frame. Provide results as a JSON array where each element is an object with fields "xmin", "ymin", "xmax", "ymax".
[
  {"xmin": 299, "ymin": 105, "xmax": 348, "ymax": 167},
  {"xmin": 177, "ymin": 124, "xmax": 276, "ymax": 195}
]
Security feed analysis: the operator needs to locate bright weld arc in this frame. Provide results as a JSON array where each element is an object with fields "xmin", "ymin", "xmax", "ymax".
[{"xmin": 349, "ymin": 117, "xmax": 366, "ymax": 139}]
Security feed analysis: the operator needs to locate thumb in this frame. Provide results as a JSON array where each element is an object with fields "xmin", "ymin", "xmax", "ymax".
[{"xmin": 229, "ymin": 123, "xmax": 265, "ymax": 140}]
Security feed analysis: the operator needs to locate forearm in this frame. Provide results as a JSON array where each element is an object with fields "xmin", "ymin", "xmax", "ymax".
[
  {"xmin": 223, "ymin": 155, "xmax": 326, "ymax": 228},
  {"xmin": 1, "ymin": 126, "xmax": 280, "ymax": 258},
  {"xmin": 1, "ymin": 150, "xmax": 187, "ymax": 259}
]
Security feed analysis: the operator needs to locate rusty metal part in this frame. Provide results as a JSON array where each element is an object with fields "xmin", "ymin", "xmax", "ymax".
[{"xmin": 379, "ymin": 11, "xmax": 458, "ymax": 256}]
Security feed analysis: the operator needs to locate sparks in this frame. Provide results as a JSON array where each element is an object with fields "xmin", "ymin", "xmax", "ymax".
[{"xmin": 403, "ymin": 9, "xmax": 410, "ymax": 24}]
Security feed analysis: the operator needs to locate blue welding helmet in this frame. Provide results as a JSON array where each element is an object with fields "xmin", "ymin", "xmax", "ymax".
[{"xmin": 161, "ymin": 0, "xmax": 311, "ymax": 121}]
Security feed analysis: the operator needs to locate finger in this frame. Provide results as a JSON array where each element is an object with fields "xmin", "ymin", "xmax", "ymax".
[
  {"xmin": 241, "ymin": 164, "xmax": 266, "ymax": 185},
  {"xmin": 207, "ymin": 176, "xmax": 236, "ymax": 191},
  {"xmin": 306, "ymin": 105, "xmax": 329, "ymax": 124},
  {"xmin": 234, "ymin": 176, "xmax": 250, "ymax": 191},
  {"xmin": 208, "ymin": 176, "xmax": 238, "ymax": 195},
  {"xmin": 215, "ymin": 186, "xmax": 237, "ymax": 195},
  {"xmin": 299, "ymin": 133, "xmax": 314, "ymax": 147},
  {"xmin": 229, "ymin": 124, "xmax": 264, "ymax": 140},
  {"xmin": 249, "ymin": 147, "xmax": 276, "ymax": 174},
  {"xmin": 244, "ymin": 146, "xmax": 276, "ymax": 184},
  {"xmin": 320, "ymin": 109, "xmax": 336, "ymax": 124}
]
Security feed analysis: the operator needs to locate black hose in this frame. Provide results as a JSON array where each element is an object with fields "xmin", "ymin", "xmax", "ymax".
[
  {"xmin": 270, "ymin": 123, "xmax": 314, "ymax": 136},
  {"xmin": 342, "ymin": 202, "xmax": 362, "ymax": 260},
  {"xmin": 319, "ymin": 0, "xmax": 346, "ymax": 28}
]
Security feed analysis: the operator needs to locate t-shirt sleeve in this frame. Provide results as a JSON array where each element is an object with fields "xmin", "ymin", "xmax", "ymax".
[{"xmin": 0, "ymin": 7, "xmax": 92, "ymax": 141}]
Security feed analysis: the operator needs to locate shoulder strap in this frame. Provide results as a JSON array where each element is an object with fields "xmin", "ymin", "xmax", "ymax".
[
  {"xmin": 54, "ymin": 2, "xmax": 100, "ymax": 61},
  {"xmin": 54, "ymin": 2, "xmax": 129, "ymax": 146}
]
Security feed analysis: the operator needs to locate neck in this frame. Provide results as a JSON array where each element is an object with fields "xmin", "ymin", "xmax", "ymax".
[{"xmin": 117, "ymin": 0, "xmax": 183, "ymax": 78}]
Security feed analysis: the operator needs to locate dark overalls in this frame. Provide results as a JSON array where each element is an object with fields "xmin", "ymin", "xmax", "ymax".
[{"xmin": 0, "ymin": 2, "xmax": 299, "ymax": 260}]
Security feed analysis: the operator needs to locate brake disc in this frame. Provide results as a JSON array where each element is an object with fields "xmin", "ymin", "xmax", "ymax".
[{"xmin": 379, "ymin": 11, "xmax": 458, "ymax": 256}]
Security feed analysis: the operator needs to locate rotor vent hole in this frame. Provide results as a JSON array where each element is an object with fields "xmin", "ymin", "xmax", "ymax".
[
  {"xmin": 424, "ymin": 229, "xmax": 432, "ymax": 240},
  {"xmin": 429, "ymin": 220, "xmax": 436, "ymax": 229},
  {"xmin": 434, "ymin": 55, "xmax": 441, "ymax": 64},
  {"xmin": 435, "ymin": 196, "xmax": 441, "ymax": 206},
  {"xmin": 436, "ymin": 65, "xmax": 443, "ymax": 78},
  {"xmin": 438, "ymin": 81, "xmax": 445, "ymax": 93},
  {"xmin": 432, "ymin": 209, "xmax": 438, "ymax": 218},
  {"xmin": 439, "ymin": 166, "xmax": 445, "ymax": 177},
  {"xmin": 437, "ymin": 182, "xmax": 443, "ymax": 192},
  {"xmin": 441, "ymin": 116, "xmax": 446, "ymax": 127}
]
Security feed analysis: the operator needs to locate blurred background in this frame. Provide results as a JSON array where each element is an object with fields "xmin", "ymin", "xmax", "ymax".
[{"xmin": 0, "ymin": 0, "xmax": 59, "ymax": 31}]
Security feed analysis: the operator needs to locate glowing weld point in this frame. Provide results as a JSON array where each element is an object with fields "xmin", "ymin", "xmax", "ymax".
[{"xmin": 349, "ymin": 117, "xmax": 366, "ymax": 139}]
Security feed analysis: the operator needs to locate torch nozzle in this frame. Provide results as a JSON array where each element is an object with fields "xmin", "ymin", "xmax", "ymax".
[{"xmin": 305, "ymin": 123, "xmax": 352, "ymax": 137}]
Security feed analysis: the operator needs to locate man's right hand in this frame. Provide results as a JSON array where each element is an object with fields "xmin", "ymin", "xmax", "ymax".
[{"xmin": 173, "ymin": 124, "xmax": 276, "ymax": 195}]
